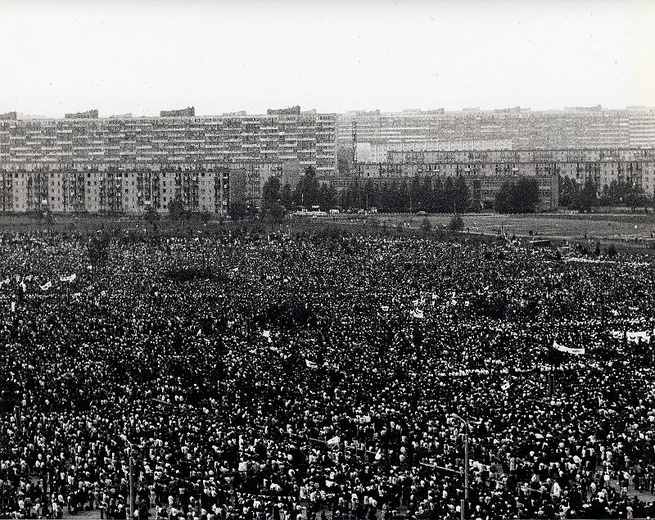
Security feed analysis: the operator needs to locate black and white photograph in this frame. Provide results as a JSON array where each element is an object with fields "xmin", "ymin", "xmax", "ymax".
[{"xmin": 1, "ymin": 1, "xmax": 655, "ymax": 519}]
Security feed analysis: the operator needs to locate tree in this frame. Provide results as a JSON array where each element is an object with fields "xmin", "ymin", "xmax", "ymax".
[
  {"xmin": 453, "ymin": 176, "xmax": 470, "ymax": 213},
  {"xmin": 262, "ymin": 176, "xmax": 281, "ymax": 207},
  {"xmin": 280, "ymin": 183, "xmax": 293, "ymax": 211},
  {"xmin": 261, "ymin": 176, "xmax": 286, "ymax": 223},
  {"xmin": 420, "ymin": 177, "xmax": 433, "ymax": 212},
  {"xmin": 228, "ymin": 202, "xmax": 248, "ymax": 221},
  {"xmin": 512, "ymin": 177, "xmax": 540, "ymax": 213},
  {"xmin": 318, "ymin": 184, "xmax": 337, "ymax": 211},
  {"xmin": 421, "ymin": 216, "xmax": 432, "ymax": 234},
  {"xmin": 168, "ymin": 198, "xmax": 185, "ymax": 220},
  {"xmin": 293, "ymin": 166, "xmax": 320, "ymax": 208},
  {"xmin": 494, "ymin": 177, "xmax": 540, "ymax": 213},
  {"xmin": 443, "ymin": 177, "xmax": 455, "ymax": 212},
  {"xmin": 410, "ymin": 176, "xmax": 422, "ymax": 212},
  {"xmin": 144, "ymin": 205, "xmax": 159, "ymax": 228},
  {"xmin": 494, "ymin": 180, "xmax": 513, "ymax": 213},
  {"xmin": 447, "ymin": 214, "xmax": 465, "ymax": 233},
  {"xmin": 571, "ymin": 178, "xmax": 597, "ymax": 213},
  {"xmin": 430, "ymin": 177, "xmax": 445, "ymax": 213},
  {"xmin": 558, "ymin": 175, "xmax": 579, "ymax": 207}
]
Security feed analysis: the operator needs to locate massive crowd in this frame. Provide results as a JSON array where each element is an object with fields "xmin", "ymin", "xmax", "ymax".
[{"xmin": 0, "ymin": 226, "xmax": 655, "ymax": 520}]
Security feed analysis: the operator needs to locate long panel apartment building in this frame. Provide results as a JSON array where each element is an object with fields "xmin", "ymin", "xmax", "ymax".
[
  {"xmin": 340, "ymin": 106, "xmax": 655, "ymax": 162},
  {"xmin": 0, "ymin": 107, "xmax": 337, "ymax": 213},
  {"xmin": 326, "ymin": 147, "xmax": 655, "ymax": 211}
]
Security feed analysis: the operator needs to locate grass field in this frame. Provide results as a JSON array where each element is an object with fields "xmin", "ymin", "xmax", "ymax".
[
  {"xmin": 372, "ymin": 212, "xmax": 655, "ymax": 244},
  {"xmin": 2, "ymin": 211, "xmax": 655, "ymax": 250}
]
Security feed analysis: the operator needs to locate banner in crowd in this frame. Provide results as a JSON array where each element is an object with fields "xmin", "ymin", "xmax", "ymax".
[
  {"xmin": 611, "ymin": 330, "xmax": 653, "ymax": 343},
  {"xmin": 552, "ymin": 340, "xmax": 585, "ymax": 355},
  {"xmin": 411, "ymin": 308, "xmax": 425, "ymax": 319},
  {"xmin": 626, "ymin": 331, "xmax": 651, "ymax": 344}
]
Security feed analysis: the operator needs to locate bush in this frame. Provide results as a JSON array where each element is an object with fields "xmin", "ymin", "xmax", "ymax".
[
  {"xmin": 447, "ymin": 215, "xmax": 464, "ymax": 233},
  {"xmin": 421, "ymin": 217, "xmax": 432, "ymax": 233}
]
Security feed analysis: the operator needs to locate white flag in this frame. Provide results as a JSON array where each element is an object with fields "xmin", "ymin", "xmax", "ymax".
[
  {"xmin": 626, "ymin": 331, "xmax": 651, "ymax": 344},
  {"xmin": 305, "ymin": 359, "xmax": 318, "ymax": 369},
  {"xmin": 40, "ymin": 281, "xmax": 52, "ymax": 291},
  {"xmin": 552, "ymin": 340, "xmax": 585, "ymax": 355},
  {"xmin": 59, "ymin": 274, "xmax": 77, "ymax": 283},
  {"xmin": 327, "ymin": 436, "xmax": 340, "ymax": 447},
  {"xmin": 411, "ymin": 308, "xmax": 425, "ymax": 319}
]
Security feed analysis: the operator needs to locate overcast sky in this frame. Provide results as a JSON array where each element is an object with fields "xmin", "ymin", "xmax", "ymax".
[{"xmin": 1, "ymin": 0, "xmax": 653, "ymax": 117}]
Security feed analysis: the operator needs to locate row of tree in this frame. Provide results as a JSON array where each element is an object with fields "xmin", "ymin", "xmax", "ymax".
[
  {"xmin": 559, "ymin": 176, "xmax": 654, "ymax": 212},
  {"xmin": 494, "ymin": 177, "xmax": 540, "ymax": 214},
  {"xmin": 256, "ymin": 168, "xmax": 545, "ymax": 221},
  {"xmin": 259, "ymin": 167, "xmax": 339, "ymax": 222},
  {"xmin": 253, "ymin": 168, "xmax": 655, "ymax": 221},
  {"xmin": 339, "ymin": 176, "xmax": 470, "ymax": 213}
]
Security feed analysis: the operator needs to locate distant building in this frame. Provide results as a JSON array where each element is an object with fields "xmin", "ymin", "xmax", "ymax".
[
  {"xmin": 338, "ymin": 107, "xmax": 655, "ymax": 160},
  {"xmin": 0, "ymin": 108, "xmax": 336, "ymax": 213},
  {"xmin": 65, "ymin": 109, "xmax": 98, "ymax": 119},
  {"xmin": 267, "ymin": 106, "xmax": 301, "ymax": 116},
  {"xmin": 326, "ymin": 145, "xmax": 655, "ymax": 212},
  {"xmin": 385, "ymin": 148, "xmax": 655, "ymax": 195},
  {"xmin": 160, "ymin": 107, "xmax": 195, "ymax": 117},
  {"xmin": 0, "ymin": 112, "xmax": 17, "ymax": 121}
]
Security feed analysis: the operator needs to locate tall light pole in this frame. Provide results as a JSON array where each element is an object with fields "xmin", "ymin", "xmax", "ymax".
[
  {"xmin": 120, "ymin": 435, "xmax": 143, "ymax": 520},
  {"xmin": 451, "ymin": 414, "xmax": 470, "ymax": 520}
]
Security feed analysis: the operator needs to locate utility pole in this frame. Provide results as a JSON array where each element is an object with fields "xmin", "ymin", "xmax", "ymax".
[
  {"xmin": 452, "ymin": 414, "xmax": 471, "ymax": 520},
  {"xmin": 120, "ymin": 435, "xmax": 140, "ymax": 520},
  {"xmin": 352, "ymin": 120, "xmax": 357, "ymax": 174},
  {"xmin": 129, "ymin": 448, "xmax": 135, "ymax": 520}
]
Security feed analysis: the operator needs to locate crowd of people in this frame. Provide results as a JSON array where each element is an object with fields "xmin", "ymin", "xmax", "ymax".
[{"xmin": 1, "ymin": 225, "xmax": 655, "ymax": 520}]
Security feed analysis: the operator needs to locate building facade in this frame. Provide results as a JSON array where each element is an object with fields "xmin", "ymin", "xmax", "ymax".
[
  {"xmin": 385, "ymin": 148, "xmax": 655, "ymax": 195},
  {"xmin": 339, "ymin": 107, "xmax": 655, "ymax": 162},
  {"xmin": 325, "ymin": 146, "xmax": 655, "ymax": 212},
  {"xmin": 327, "ymin": 164, "xmax": 559, "ymax": 211},
  {"xmin": 0, "ymin": 109, "xmax": 337, "ymax": 214}
]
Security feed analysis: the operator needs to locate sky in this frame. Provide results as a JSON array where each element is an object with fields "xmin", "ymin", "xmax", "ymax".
[{"xmin": 1, "ymin": 0, "xmax": 654, "ymax": 118}]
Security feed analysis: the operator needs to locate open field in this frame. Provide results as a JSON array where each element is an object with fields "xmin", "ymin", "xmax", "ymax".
[
  {"xmin": 371, "ymin": 212, "xmax": 655, "ymax": 245},
  {"xmin": 2, "ymin": 211, "xmax": 655, "ymax": 249}
]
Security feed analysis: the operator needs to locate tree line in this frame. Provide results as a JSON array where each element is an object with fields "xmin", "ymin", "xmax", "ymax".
[
  {"xmin": 559, "ymin": 176, "xmax": 655, "ymax": 212},
  {"xmin": 254, "ymin": 168, "xmax": 546, "ymax": 221}
]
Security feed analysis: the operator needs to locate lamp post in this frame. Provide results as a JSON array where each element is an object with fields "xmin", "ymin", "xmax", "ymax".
[
  {"xmin": 120, "ymin": 435, "xmax": 143, "ymax": 520},
  {"xmin": 451, "ymin": 414, "xmax": 470, "ymax": 520}
]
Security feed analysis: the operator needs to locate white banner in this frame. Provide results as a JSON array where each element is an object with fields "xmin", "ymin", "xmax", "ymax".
[
  {"xmin": 626, "ymin": 331, "xmax": 651, "ymax": 344},
  {"xmin": 552, "ymin": 340, "xmax": 585, "ymax": 356}
]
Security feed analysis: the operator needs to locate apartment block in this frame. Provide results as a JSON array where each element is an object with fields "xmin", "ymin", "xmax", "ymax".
[
  {"xmin": 339, "ymin": 107, "xmax": 655, "ymax": 159},
  {"xmin": 0, "ymin": 108, "xmax": 337, "ymax": 214}
]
